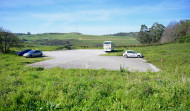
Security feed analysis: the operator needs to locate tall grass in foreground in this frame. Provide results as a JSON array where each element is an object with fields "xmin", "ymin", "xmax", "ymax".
[{"xmin": 0, "ymin": 43, "xmax": 190, "ymax": 110}]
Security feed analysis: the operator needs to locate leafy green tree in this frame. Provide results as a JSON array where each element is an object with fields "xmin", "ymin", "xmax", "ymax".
[
  {"xmin": 177, "ymin": 20, "xmax": 190, "ymax": 37},
  {"xmin": 27, "ymin": 32, "xmax": 31, "ymax": 35},
  {"xmin": 149, "ymin": 22, "xmax": 165, "ymax": 43},
  {"xmin": 137, "ymin": 23, "xmax": 165, "ymax": 44},
  {"xmin": 137, "ymin": 24, "xmax": 151, "ymax": 44},
  {"xmin": 0, "ymin": 27, "xmax": 20, "ymax": 53}
]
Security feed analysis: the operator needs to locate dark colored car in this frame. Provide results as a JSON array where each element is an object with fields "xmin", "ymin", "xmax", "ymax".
[
  {"xmin": 17, "ymin": 49, "xmax": 32, "ymax": 56},
  {"xmin": 23, "ymin": 50, "xmax": 43, "ymax": 58}
]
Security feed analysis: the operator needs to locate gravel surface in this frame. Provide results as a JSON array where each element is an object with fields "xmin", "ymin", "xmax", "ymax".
[{"xmin": 27, "ymin": 49, "xmax": 160, "ymax": 72}]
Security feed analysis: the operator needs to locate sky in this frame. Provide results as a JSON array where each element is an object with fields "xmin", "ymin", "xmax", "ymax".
[{"xmin": 0, "ymin": 0, "xmax": 190, "ymax": 35}]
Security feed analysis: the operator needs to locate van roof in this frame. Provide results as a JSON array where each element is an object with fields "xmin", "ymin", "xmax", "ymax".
[{"xmin": 104, "ymin": 41, "xmax": 113, "ymax": 42}]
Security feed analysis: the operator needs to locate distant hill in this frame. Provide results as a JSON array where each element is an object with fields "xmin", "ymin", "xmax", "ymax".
[{"xmin": 42, "ymin": 32, "xmax": 82, "ymax": 35}]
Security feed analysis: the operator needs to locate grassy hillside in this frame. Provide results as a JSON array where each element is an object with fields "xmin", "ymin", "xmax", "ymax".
[
  {"xmin": 19, "ymin": 33, "xmax": 79, "ymax": 40},
  {"xmin": 0, "ymin": 43, "xmax": 190, "ymax": 110},
  {"xmin": 19, "ymin": 33, "xmax": 139, "ymax": 47}
]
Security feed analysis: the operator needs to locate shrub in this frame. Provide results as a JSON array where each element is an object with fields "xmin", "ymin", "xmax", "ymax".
[{"xmin": 178, "ymin": 35, "xmax": 190, "ymax": 43}]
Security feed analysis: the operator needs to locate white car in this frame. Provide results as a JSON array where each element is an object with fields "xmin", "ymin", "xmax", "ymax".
[{"xmin": 123, "ymin": 50, "xmax": 143, "ymax": 58}]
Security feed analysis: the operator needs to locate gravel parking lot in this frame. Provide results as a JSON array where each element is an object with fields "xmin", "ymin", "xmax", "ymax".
[{"xmin": 27, "ymin": 49, "xmax": 160, "ymax": 72}]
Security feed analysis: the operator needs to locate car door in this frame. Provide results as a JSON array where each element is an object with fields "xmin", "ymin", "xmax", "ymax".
[
  {"xmin": 33, "ymin": 50, "xmax": 39, "ymax": 57},
  {"xmin": 36, "ymin": 50, "xmax": 41, "ymax": 56}
]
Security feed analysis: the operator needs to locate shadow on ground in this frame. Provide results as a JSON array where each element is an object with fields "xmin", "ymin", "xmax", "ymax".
[
  {"xmin": 30, "ymin": 55, "xmax": 48, "ymax": 58},
  {"xmin": 106, "ymin": 50, "xmax": 124, "ymax": 53}
]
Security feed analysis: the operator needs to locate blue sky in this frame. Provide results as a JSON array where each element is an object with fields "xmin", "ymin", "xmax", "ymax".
[{"xmin": 0, "ymin": 0, "xmax": 189, "ymax": 35}]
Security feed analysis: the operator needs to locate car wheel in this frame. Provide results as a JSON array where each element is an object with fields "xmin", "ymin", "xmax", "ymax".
[
  {"xmin": 29, "ymin": 55, "xmax": 32, "ymax": 58},
  {"xmin": 137, "ymin": 55, "xmax": 140, "ymax": 58},
  {"xmin": 124, "ymin": 55, "xmax": 128, "ymax": 58},
  {"xmin": 40, "ymin": 54, "xmax": 42, "ymax": 56}
]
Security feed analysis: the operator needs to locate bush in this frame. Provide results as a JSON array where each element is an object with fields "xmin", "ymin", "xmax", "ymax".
[
  {"xmin": 185, "ymin": 37, "xmax": 190, "ymax": 43},
  {"xmin": 178, "ymin": 35, "xmax": 190, "ymax": 43}
]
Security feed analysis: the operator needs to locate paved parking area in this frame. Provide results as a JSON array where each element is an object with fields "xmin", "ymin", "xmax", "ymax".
[{"xmin": 27, "ymin": 49, "xmax": 160, "ymax": 72}]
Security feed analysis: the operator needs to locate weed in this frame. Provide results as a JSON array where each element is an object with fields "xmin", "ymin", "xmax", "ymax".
[
  {"xmin": 120, "ymin": 65, "xmax": 125, "ymax": 73},
  {"xmin": 34, "ymin": 67, "xmax": 44, "ymax": 71}
]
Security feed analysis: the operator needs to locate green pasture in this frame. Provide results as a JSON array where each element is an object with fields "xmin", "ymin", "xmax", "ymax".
[{"xmin": 19, "ymin": 33, "xmax": 78, "ymax": 40}]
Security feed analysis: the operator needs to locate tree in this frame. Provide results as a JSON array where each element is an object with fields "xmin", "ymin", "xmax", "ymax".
[
  {"xmin": 137, "ymin": 24, "xmax": 151, "ymax": 44},
  {"xmin": 27, "ymin": 32, "xmax": 31, "ymax": 35},
  {"xmin": 177, "ymin": 20, "xmax": 190, "ymax": 37},
  {"xmin": 137, "ymin": 23, "xmax": 165, "ymax": 44},
  {"xmin": 0, "ymin": 27, "xmax": 20, "ymax": 53},
  {"xmin": 149, "ymin": 22, "xmax": 165, "ymax": 43},
  {"xmin": 160, "ymin": 21, "xmax": 179, "ymax": 43},
  {"xmin": 160, "ymin": 19, "xmax": 190, "ymax": 43}
]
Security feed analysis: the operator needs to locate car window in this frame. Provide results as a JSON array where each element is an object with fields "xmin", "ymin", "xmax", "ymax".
[
  {"xmin": 127, "ymin": 51, "xmax": 132, "ymax": 53},
  {"xmin": 36, "ymin": 50, "xmax": 41, "ymax": 53},
  {"xmin": 28, "ymin": 51, "xmax": 34, "ymax": 53},
  {"xmin": 24, "ymin": 50, "xmax": 29, "ymax": 52}
]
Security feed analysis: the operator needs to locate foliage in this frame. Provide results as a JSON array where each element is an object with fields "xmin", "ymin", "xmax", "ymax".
[
  {"xmin": 0, "ymin": 27, "xmax": 21, "ymax": 53},
  {"xmin": 149, "ymin": 22, "xmax": 165, "ymax": 43},
  {"xmin": 0, "ymin": 43, "xmax": 190, "ymax": 110},
  {"xmin": 178, "ymin": 35, "xmax": 190, "ymax": 43},
  {"xmin": 137, "ymin": 23, "xmax": 165, "ymax": 44},
  {"xmin": 161, "ymin": 19, "xmax": 190, "ymax": 43},
  {"xmin": 137, "ymin": 24, "xmax": 151, "ymax": 44},
  {"xmin": 104, "ymin": 32, "xmax": 138, "ymax": 37},
  {"xmin": 177, "ymin": 20, "xmax": 190, "ymax": 37}
]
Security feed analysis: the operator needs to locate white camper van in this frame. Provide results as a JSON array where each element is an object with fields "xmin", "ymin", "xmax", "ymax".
[{"xmin": 103, "ymin": 41, "xmax": 114, "ymax": 51}]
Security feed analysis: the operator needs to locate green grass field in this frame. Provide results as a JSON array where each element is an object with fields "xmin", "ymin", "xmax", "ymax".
[
  {"xmin": 19, "ymin": 33, "xmax": 78, "ymax": 40},
  {"xmin": 1, "ymin": 43, "xmax": 190, "ymax": 110},
  {"xmin": 19, "ymin": 33, "xmax": 139, "ymax": 47}
]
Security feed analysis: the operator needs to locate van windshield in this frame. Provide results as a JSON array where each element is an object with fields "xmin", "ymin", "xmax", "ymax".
[{"xmin": 104, "ymin": 42, "xmax": 111, "ymax": 44}]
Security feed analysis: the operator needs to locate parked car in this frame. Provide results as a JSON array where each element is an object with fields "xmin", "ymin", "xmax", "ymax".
[
  {"xmin": 123, "ymin": 50, "xmax": 143, "ymax": 58},
  {"xmin": 23, "ymin": 50, "xmax": 43, "ymax": 58},
  {"xmin": 17, "ymin": 49, "xmax": 31, "ymax": 56}
]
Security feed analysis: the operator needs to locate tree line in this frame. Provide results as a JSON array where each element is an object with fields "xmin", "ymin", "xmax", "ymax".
[
  {"xmin": 15, "ymin": 32, "xmax": 31, "ymax": 35},
  {"xmin": 137, "ymin": 19, "xmax": 190, "ymax": 44},
  {"xmin": 104, "ymin": 32, "xmax": 138, "ymax": 37}
]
